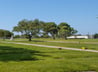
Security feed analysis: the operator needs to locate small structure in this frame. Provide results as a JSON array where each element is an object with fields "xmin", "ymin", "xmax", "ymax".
[{"xmin": 67, "ymin": 35, "xmax": 93, "ymax": 39}]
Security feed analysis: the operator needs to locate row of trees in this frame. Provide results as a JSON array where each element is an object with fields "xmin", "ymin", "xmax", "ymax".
[
  {"xmin": 13, "ymin": 19, "xmax": 77, "ymax": 41},
  {"xmin": 0, "ymin": 29, "xmax": 13, "ymax": 39}
]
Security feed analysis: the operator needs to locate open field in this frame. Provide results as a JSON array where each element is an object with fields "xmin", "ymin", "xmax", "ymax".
[
  {"xmin": 12, "ymin": 38, "xmax": 98, "ymax": 42},
  {"xmin": 0, "ymin": 42, "xmax": 98, "ymax": 72},
  {"xmin": 7, "ymin": 38, "xmax": 98, "ymax": 50}
]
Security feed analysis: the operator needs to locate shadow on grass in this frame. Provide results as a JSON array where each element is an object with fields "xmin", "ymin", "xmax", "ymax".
[
  {"xmin": 32, "ymin": 40, "xmax": 46, "ymax": 42},
  {"xmin": 14, "ymin": 39, "xmax": 46, "ymax": 42},
  {"xmin": 0, "ymin": 45, "xmax": 50, "ymax": 62}
]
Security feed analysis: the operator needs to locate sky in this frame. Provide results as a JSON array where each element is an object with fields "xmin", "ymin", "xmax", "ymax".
[{"xmin": 0, "ymin": 0, "xmax": 98, "ymax": 35}]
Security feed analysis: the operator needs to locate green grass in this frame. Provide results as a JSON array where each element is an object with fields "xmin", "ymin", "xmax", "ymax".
[
  {"xmin": 0, "ymin": 42, "xmax": 98, "ymax": 72},
  {"xmin": 11, "ymin": 39, "xmax": 98, "ymax": 50},
  {"xmin": 11, "ymin": 38, "xmax": 98, "ymax": 42},
  {"xmin": 32, "ymin": 38, "xmax": 98, "ymax": 42}
]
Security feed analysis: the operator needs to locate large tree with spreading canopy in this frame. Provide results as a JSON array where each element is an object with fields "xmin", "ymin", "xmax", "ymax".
[
  {"xmin": 13, "ymin": 19, "xmax": 77, "ymax": 40},
  {"xmin": 13, "ymin": 19, "xmax": 40, "ymax": 41}
]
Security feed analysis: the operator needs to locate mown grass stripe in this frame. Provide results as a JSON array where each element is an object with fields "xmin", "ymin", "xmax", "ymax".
[{"xmin": 2, "ymin": 41, "xmax": 98, "ymax": 53}]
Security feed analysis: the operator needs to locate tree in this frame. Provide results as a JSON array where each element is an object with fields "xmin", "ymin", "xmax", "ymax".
[
  {"xmin": 0, "ymin": 29, "xmax": 4, "ymax": 38},
  {"xmin": 13, "ymin": 19, "xmax": 77, "ymax": 40},
  {"xmin": 42, "ymin": 22, "xmax": 58, "ymax": 40},
  {"xmin": 0, "ymin": 29, "xmax": 13, "ymax": 40},
  {"xmin": 14, "ymin": 35, "xmax": 21, "ymax": 38},
  {"xmin": 13, "ymin": 19, "xmax": 40, "ymax": 41},
  {"xmin": 94, "ymin": 33, "xmax": 98, "ymax": 39},
  {"xmin": 58, "ymin": 22, "xmax": 77, "ymax": 39}
]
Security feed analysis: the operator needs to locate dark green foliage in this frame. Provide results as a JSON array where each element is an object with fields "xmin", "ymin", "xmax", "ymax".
[
  {"xmin": 13, "ymin": 19, "xmax": 40, "ymax": 41},
  {"xmin": 58, "ymin": 22, "xmax": 77, "ymax": 39},
  {"xmin": 42, "ymin": 22, "xmax": 58, "ymax": 39},
  {"xmin": 94, "ymin": 33, "xmax": 98, "ymax": 39},
  {"xmin": 41, "ymin": 33, "xmax": 51, "ymax": 38},
  {"xmin": 14, "ymin": 35, "xmax": 21, "ymax": 38},
  {"xmin": 13, "ymin": 19, "xmax": 77, "ymax": 40},
  {"xmin": 0, "ymin": 29, "xmax": 13, "ymax": 39}
]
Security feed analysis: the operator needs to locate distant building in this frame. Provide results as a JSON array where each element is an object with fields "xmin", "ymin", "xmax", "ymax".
[{"xmin": 67, "ymin": 35, "xmax": 93, "ymax": 39}]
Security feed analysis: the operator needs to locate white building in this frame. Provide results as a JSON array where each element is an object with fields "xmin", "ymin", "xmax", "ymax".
[{"xmin": 67, "ymin": 35, "xmax": 92, "ymax": 39}]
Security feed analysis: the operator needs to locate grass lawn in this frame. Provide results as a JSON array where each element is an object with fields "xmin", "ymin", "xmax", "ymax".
[
  {"xmin": 13, "ymin": 38, "xmax": 98, "ymax": 42},
  {"xmin": 0, "ymin": 42, "xmax": 98, "ymax": 72},
  {"xmin": 10, "ymin": 38, "xmax": 98, "ymax": 50}
]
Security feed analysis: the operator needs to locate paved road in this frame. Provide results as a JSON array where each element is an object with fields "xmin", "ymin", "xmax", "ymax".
[{"xmin": 1, "ymin": 41, "xmax": 98, "ymax": 53}]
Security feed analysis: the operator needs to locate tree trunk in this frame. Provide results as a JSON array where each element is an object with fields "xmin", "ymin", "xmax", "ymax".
[
  {"xmin": 64, "ymin": 35, "xmax": 67, "ymax": 40},
  {"xmin": 28, "ymin": 35, "xmax": 32, "ymax": 41},
  {"xmin": 51, "ymin": 33, "xmax": 55, "ymax": 40},
  {"xmin": 64, "ymin": 36, "xmax": 67, "ymax": 40},
  {"xmin": 53, "ymin": 36, "xmax": 55, "ymax": 40}
]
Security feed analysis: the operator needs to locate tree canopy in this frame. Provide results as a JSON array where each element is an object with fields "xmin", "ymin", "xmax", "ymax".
[
  {"xmin": 0, "ymin": 29, "xmax": 13, "ymax": 39},
  {"xmin": 94, "ymin": 33, "xmax": 98, "ymax": 39},
  {"xmin": 13, "ymin": 19, "xmax": 40, "ymax": 41},
  {"xmin": 13, "ymin": 19, "xmax": 77, "ymax": 41},
  {"xmin": 41, "ymin": 22, "xmax": 58, "ymax": 39},
  {"xmin": 58, "ymin": 22, "xmax": 77, "ymax": 39}
]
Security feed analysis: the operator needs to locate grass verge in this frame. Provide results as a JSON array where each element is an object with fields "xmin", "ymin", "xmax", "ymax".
[{"xmin": 0, "ymin": 42, "xmax": 98, "ymax": 72}]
